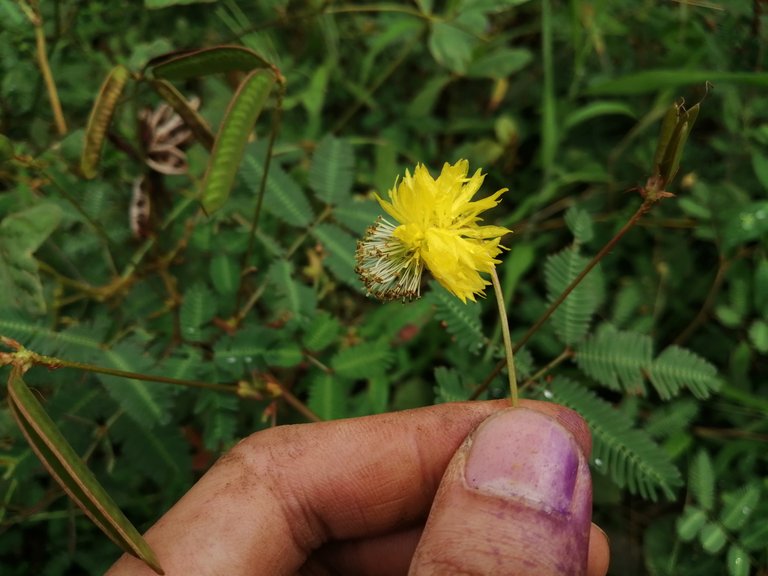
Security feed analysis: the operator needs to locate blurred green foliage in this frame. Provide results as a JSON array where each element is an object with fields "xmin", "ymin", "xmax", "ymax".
[{"xmin": 1, "ymin": 0, "xmax": 767, "ymax": 574}]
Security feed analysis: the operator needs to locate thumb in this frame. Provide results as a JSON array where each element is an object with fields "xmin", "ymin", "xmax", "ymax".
[{"xmin": 410, "ymin": 407, "xmax": 593, "ymax": 576}]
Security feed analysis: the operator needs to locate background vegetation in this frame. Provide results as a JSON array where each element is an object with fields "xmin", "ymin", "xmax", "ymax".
[{"xmin": 1, "ymin": 0, "xmax": 767, "ymax": 574}]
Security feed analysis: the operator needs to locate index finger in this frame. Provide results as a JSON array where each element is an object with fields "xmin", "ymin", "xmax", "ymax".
[{"xmin": 107, "ymin": 399, "xmax": 591, "ymax": 576}]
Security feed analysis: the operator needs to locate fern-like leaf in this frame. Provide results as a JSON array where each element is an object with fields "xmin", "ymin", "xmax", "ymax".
[
  {"xmin": 0, "ymin": 203, "xmax": 62, "ymax": 315},
  {"xmin": 241, "ymin": 141, "xmax": 315, "ymax": 227},
  {"xmin": 331, "ymin": 341, "xmax": 392, "ymax": 379},
  {"xmin": 545, "ymin": 377, "xmax": 682, "ymax": 500},
  {"xmin": 303, "ymin": 311, "xmax": 341, "ymax": 352},
  {"xmin": 266, "ymin": 259, "xmax": 317, "ymax": 320},
  {"xmin": 307, "ymin": 372, "xmax": 352, "ymax": 420},
  {"xmin": 311, "ymin": 223, "xmax": 360, "ymax": 288},
  {"xmin": 111, "ymin": 418, "xmax": 191, "ymax": 486},
  {"xmin": 434, "ymin": 366, "xmax": 469, "ymax": 403},
  {"xmin": 309, "ymin": 134, "xmax": 355, "ymax": 205},
  {"xmin": 194, "ymin": 391, "xmax": 239, "ymax": 451},
  {"xmin": 649, "ymin": 345, "xmax": 720, "ymax": 399},
  {"xmin": 333, "ymin": 199, "xmax": 383, "ymax": 235},
  {"xmin": 426, "ymin": 281, "xmax": 484, "ymax": 353},
  {"xmin": 720, "ymin": 483, "xmax": 761, "ymax": 531},
  {"xmin": 98, "ymin": 340, "xmax": 176, "ymax": 429},
  {"xmin": 564, "ymin": 205, "xmax": 594, "ymax": 244},
  {"xmin": 644, "ymin": 398, "xmax": 699, "ymax": 440},
  {"xmin": 576, "ymin": 324, "xmax": 652, "ymax": 393},
  {"xmin": 179, "ymin": 282, "xmax": 216, "ymax": 341},
  {"xmin": 688, "ymin": 449, "xmax": 715, "ymax": 511},
  {"xmin": 213, "ymin": 325, "xmax": 274, "ymax": 378},
  {"xmin": 544, "ymin": 247, "xmax": 604, "ymax": 346}
]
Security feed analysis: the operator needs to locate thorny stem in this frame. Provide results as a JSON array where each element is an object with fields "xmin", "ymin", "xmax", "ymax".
[
  {"xmin": 490, "ymin": 268, "xmax": 518, "ymax": 407},
  {"xmin": 472, "ymin": 198, "xmax": 656, "ymax": 400}
]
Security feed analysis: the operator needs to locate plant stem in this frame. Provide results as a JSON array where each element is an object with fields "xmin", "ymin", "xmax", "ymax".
[
  {"xmin": 25, "ymin": 352, "xmax": 242, "ymax": 396},
  {"xmin": 473, "ymin": 198, "xmax": 654, "ymax": 399},
  {"xmin": 490, "ymin": 267, "xmax": 518, "ymax": 406},
  {"xmin": 33, "ymin": 16, "xmax": 67, "ymax": 136}
]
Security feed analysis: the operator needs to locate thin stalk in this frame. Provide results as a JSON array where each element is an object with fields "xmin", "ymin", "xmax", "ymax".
[
  {"xmin": 331, "ymin": 30, "xmax": 421, "ymax": 134},
  {"xmin": 271, "ymin": 379, "xmax": 322, "ymax": 423},
  {"xmin": 242, "ymin": 83, "xmax": 284, "ymax": 275},
  {"xmin": 473, "ymin": 199, "xmax": 654, "ymax": 398},
  {"xmin": 33, "ymin": 16, "xmax": 67, "ymax": 135},
  {"xmin": 21, "ymin": 351, "xmax": 242, "ymax": 396},
  {"xmin": 490, "ymin": 268, "xmax": 518, "ymax": 406}
]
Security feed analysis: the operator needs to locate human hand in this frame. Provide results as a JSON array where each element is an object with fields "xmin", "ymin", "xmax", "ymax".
[{"xmin": 107, "ymin": 400, "xmax": 610, "ymax": 575}]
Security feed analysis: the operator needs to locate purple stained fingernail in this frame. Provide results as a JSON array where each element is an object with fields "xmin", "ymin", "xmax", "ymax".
[{"xmin": 465, "ymin": 408, "xmax": 583, "ymax": 515}]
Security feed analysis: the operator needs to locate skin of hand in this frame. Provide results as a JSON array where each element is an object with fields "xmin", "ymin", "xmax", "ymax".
[{"xmin": 107, "ymin": 399, "xmax": 610, "ymax": 576}]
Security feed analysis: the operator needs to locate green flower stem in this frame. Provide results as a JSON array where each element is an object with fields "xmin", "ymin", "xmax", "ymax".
[
  {"xmin": 491, "ymin": 267, "xmax": 518, "ymax": 407},
  {"xmin": 473, "ymin": 198, "xmax": 657, "ymax": 400}
]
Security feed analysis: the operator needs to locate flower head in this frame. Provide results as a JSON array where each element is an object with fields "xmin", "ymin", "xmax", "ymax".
[{"xmin": 356, "ymin": 159, "xmax": 510, "ymax": 303}]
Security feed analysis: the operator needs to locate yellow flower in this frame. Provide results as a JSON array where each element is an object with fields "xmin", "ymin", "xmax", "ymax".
[{"xmin": 356, "ymin": 159, "xmax": 510, "ymax": 303}]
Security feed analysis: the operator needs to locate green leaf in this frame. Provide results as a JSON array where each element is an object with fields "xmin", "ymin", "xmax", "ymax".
[
  {"xmin": 699, "ymin": 522, "xmax": 727, "ymax": 554},
  {"xmin": 676, "ymin": 506, "xmax": 706, "ymax": 542},
  {"xmin": 81, "ymin": 65, "xmax": 130, "ymax": 179},
  {"xmin": 587, "ymin": 70, "xmax": 768, "ymax": 96},
  {"xmin": 563, "ymin": 101, "xmax": 636, "ymax": 132},
  {"xmin": 310, "ymin": 223, "xmax": 359, "ymax": 288},
  {"xmin": 465, "ymin": 47, "xmax": 533, "ymax": 79},
  {"xmin": 720, "ymin": 483, "xmax": 760, "ymax": 531},
  {"xmin": 307, "ymin": 372, "xmax": 351, "ymax": 420},
  {"xmin": 689, "ymin": 449, "xmax": 715, "ymax": 511},
  {"xmin": 544, "ymin": 247, "xmax": 605, "ymax": 346},
  {"xmin": 145, "ymin": 0, "xmax": 215, "ymax": 7},
  {"xmin": 303, "ymin": 311, "xmax": 341, "ymax": 352},
  {"xmin": 576, "ymin": 325, "xmax": 652, "ymax": 393},
  {"xmin": 727, "ymin": 544, "xmax": 750, "ymax": 576},
  {"xmin": 214, "ymin": 326, "xmax": 274, "ymax": 377},
  {"xmin": 0, "ymin": 133, "xmax": 14, "ymax": 162},
  {"xmin": 721, "ymin": 201, "xmax": 768, "ymax": 251},
  {"xmin": 200, "ymin": 69, "xmax": 275, "ymax": 214},
  {"xmin": 263, "ymin": 342, "xmax": 303, "ymax": 367},
  {"xmin": 334, "ymin": 199, "xmax": 383, "ymax": 236},
  {"xmin": 564, "ymin": 205, "xmax": 594, "ymax": 244},
  {"xmin": 546, "ymin": 377, "xmax": 682, "ymax": 500},
  {"xmin": 649, "ymin": 345, "xmax": 720, "ymax": 400},
  {"xmin": 98, "ymin": 342, "xmax": 175, "ymax": 429},
  {"xmin": 645, "ymin": 399, "xmax": 699, "ymax": 440},
  {"xmin": 179, "ymin": 282, "xmax": 216, "ymax": 340},
  {"xmin": 148, "ymin": 45, "xmax": 272, "ymax": 80},
  {"xmin": 748, "ymin": 320, "xmax": 768, "ymax": 353},
  {"xmin": 242, "ymin": 142, "xmax": 315, "ymax": 228},
  {"xmin": 332, "ymin": 342, "xmax": 393, "ymax": 379},
  {"xmin": 266, "ymin": 259, "xmax": 317, "ymax": 320},
  {"xmin": 754, "ymin": 258, "xmax": 768, "ymax": 315},
  {"xmin": 0, "ymin": 203, "xmax": 62, "ymax": 315},
  {"xmin": 428, "ymin": 10, "xmax": 486, "ymax": 74},
  {"xmin": 7, "ymin": 370, "xmax": 164, "ymax": 574},
  {"xmin": 209, "ymin": 253, "xmax": 239, "ymax": 296},
  {"xmin": 111, "ymin": 418, "xmax": 191, "ymax": 486},
  {"xmin": 434, "ymin": 366, "xmax": 470, "ymax": 403},
  {"xmin": 426, "ymin": 281, "xmax": 485, "ymax": 353},
  {"xmin": 309, "ymin": 135, "xmax": 355, "ymax": 205},
  {"xmin": 194, "ymin": 391, "xmax": 239, "ymax": 450}
]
